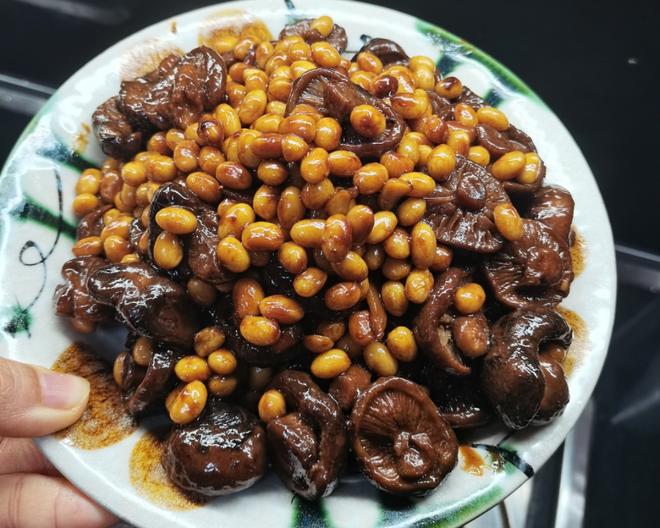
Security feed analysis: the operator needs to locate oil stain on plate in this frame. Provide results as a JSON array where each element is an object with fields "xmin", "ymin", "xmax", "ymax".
[
  {"xmin": 557, "ymin": 307, "xmax": 587, "ymax": 376},
  {"xmin": 571, "ymin": 230, "xmax": 586, "ymax": 277},
  {"xmin": 129, "ymin": 427, "xmax": 206, "ymax": 511},
  {"xmin": 198, "ymin": 8, "xmax": 272, "ymax": 49},
  {"xmin": 460, "ymin": 445, "xmax": 505, "ymax": 477},
  {"xmin": 52, "ymin": 343, "xmax": 137, "ymax": 449}
]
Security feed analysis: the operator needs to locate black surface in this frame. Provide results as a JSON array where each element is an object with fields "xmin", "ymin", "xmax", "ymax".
[
  {"xmin": 2, "ymin": 0, "xmax": 658, "ymax": 253},
  {"xmin": 0, "ymin": 1, "xmax": 658, "ymax": 527}
]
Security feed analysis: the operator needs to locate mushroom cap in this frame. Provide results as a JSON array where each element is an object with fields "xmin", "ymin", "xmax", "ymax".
[
  {"xmin": 120, "ymin": 47, "xmax": 226, "ymax": 132},
  {"xmin": 425, "ymin": 156, "xmax": 510, "ymax": 253},
  {"xmin": 163, "ymin": 402, "xmax": 267, "ymax": 496},
  {"xmin": 532, "ymin": 357, "xmax": 570, "ymax": 424},
  {"xmin": 483, "ymin": 219, "xmax": 573, "ymax": 309},
  {"xmin": 279, "ymin": 18, "xmax": 348, "ymax": 53},
  {"xmin": 76, "ymin": 205, "xmax": 112, "ymax": 240},
  {"xmin": 527, "ymin": 185, "xmax": 575, "ymax": 244},
  {"xmin": 351, "ymin": 37, "xmax": 410, "ymax": 65},
  {"xmin": 92, "ymin": 96, "xmax": 143, "ymax": 161},
  {"xmin": 351, "ymin": 376, "xmax": 458, "ymax": 495},
  {"xmin": 221, "ymin": 321, "xmax": 303, "ymax": 366},
  {"xmin": 148, "ymin": 182, "xmax": 234, "ymax": 286},
  {"xmin": 54, "ymin": 256, "xmax": 114, "ymax": 325},
  {"xmin": 329, "ymin": 364, "xmax": 372, "ymax": 412},
  {"xmin": 286, "ymin": 67, "xmax": 405, "ymax": 159},
  {"xmin": 87, "ymin": 261, "xmax": 201, "ymax": 347},
  {"xmin": 414, "ymin": 268, "xmax": 471, "ymax": 375},
  {"xmin": 267, "ymin": 370, "xmax": 347, "ymax": 500},
  {"xmin": 481, "ymin": 307, "xmax": 572, "ymax": 429},
  {"xmin": 423, "ymin": 364, "xmax": 493, "ymax": 429},
  {"xmin": 120, "ymin": 340, "xmax": 180, "ymax": 415}
]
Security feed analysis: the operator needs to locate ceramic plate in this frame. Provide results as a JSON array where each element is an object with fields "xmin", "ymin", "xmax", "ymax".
[{"xmin": 0, "ymin": 1, "xmax": 616, "ymax": 526}]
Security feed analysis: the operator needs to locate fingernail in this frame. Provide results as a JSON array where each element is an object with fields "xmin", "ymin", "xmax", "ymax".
[{"xmin": 38, "ymin": 370, "xmax": 90, "ymax": 410}]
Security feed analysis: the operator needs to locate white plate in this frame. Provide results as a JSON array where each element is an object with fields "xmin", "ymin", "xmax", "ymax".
[{"xmin": 0, "ymin": 1, "xmax": 616, "ymax": 526}]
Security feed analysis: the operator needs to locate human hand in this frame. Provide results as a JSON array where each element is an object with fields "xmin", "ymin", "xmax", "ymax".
[{"xmin": 0, "ymin": 356, "xmax": 118, "ymax": 527}]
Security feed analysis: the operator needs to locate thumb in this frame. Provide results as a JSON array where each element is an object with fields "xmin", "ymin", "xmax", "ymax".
[{"xmin": 0, "ymin": 357, "xmax": 90, "ymax": 437}]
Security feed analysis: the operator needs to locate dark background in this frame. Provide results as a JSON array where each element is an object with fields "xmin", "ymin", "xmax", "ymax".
[{"xmin": 1, "ymin": 1, "xmax": 658, "ymax": 527}]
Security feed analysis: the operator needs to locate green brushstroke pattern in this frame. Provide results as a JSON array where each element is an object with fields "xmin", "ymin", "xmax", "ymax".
[
  {"xmin": 2, "ymin": 304, "xmax": 32, "ymax": 336},
  {"xmin": 11, "ymin": 196, "xmax": 75, "ymax": 240}
]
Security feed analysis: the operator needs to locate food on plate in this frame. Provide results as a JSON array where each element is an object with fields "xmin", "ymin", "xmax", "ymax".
[{"xmin": 54, "ymin": 15, "xmax": 577, "ymax": 499}]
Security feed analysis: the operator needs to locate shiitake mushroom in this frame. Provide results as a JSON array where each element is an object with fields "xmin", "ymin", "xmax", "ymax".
[
  {"xmin": 266, "ymin": 370, "xmax": 347, "ymax": 500},
  {"xmin": 481, "ymin": 307, "xmax": 572, "ymax": 429},
  {"xmin": 414, "ymin": 266, "xmax": 491, "ymax": 376},
  {"xmin": 148, "ymin": 182, "xmax": 234, "ymax": 287},
  {"xmin": 76, "ymin": 205, "xmax": 112, "ymax": 240},
  {"xmin": 118, "ymin": 339, "xmax": 181, "ymax": 415},
  {"xmin": 286, "ymin": 67, "xmax": 405, "ymax": 159},
  {"xmin": 163, "ymin": 401, "xmax": 267, "ymax": 496},
  {"xmin": 280, "ymin": 18, "xmax": 348, "ymax": 53},
  {"xmin": 351, "ymin": 376, "xmax": 458, "ymax": 495},
  {"xmin": 351, "ymin": 37, "xmax": 410, "ymax": 66},
  {"xmin": 87, "ymin": 261, "xmax": 201, "ymax": 347},
  {"xmin": 483, "ymin": 218, "xmax": 573, "ymax": 309},
  {"xmin": 527, "ymin": 185, "xmax": 575, "ymax": 244},
  {"xmin": 94, "ymin": 47, "xmax": 226, "ymax": 160},
  {"xmin": 425, "ymin": 156, "xmax": 510, "ymax": 254},
  {"xmin": 53, "ymin": 256, "xmax": 114, "ymax": 332}
]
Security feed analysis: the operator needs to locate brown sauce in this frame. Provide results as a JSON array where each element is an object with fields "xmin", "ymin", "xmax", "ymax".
[
  {"xmin": 460, "ymin": 445, "xmax": 485, "ymax": 476},
  {"xmin": 198, "ymin": 9, "xmax": 272, "ymax": 47},
  {"xmin": 52, "ymin": 343, "xmax": 137, "ymax": 449},
  {"xmin": 557, "ymin": 307, "xmax": 587, "ymax": 376},
  {"xmin": 120, "ymin": 41, "xmax": 184, "ymax": 80},
  {"xmin": 571, "ymin": 230, "xmax": 586, "ymax": 277},
  {"xmin": 129, "ymin": 428, "xmax": 206, "ymax": 511},
  {"xmin": 73, "ymin": 122, "xmax": 91, "ymax": 153},
  {"xmin": 459, "ymin": 445, "xmax": 506, "ymax": 476}
]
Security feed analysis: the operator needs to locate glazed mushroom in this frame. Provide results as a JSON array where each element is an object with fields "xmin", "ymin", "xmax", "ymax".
[
  {"xmin": 329, "ymin": 364, "xmax": 372, "ymax": 412},
  {"xmin": 220, "ymin": 322, "xmax": 303, "ymax": 366},
  {"xmin": 351, "ymin": 37, "xmax": 409, "ymax": 65},
  {"xmin": 527, "ymin": 185, "xmax": 575, "ymax": 244},
  {"xmin": 483, "ymin": 219, "xmax": 573, "ymax": 309},
  {"xmin": 414, "ymin": 268, "xmax": 473, "ymax": 375},
  {"xmin": 266, "ymin": 370, "xmax": 347, "ymax": 500},
  {"xmin": 533, "ymin": 357, "xmax": 570, "ymax": 424},
  {"xmin": 481, "ymin": 307, "xmax": 572, "ymax": 429},
  {"xmin": 120, "ymin": 46, "xmax": 226, "ymax": 132},
  {"xmin": 425, "ymin": 156, "xmax": 510, "ymax": 253},
  {"xmin": 54, "ymin": 256, "xmax": 114, "ymax": 333},
  {"xmin": 279, "ymin": 19, "xmax": 348, "ymax": 53},
  {"xmin": 87, "ymin": 261, "xmax": 201, "ymax": 347},
  {"xmin": 351, "ymin": 376, "xmax": 458, "ymax": 495},
  {"xmin": 94, "ymin": 47, "xmax": 226, "ymax": 159},
  {"xmin": 118, "ymin": 340, "xmax": 180, "ymax": 415},
  {"xmin": 92, "ymin": 96, "xmax": 143, "ymax": 160},
  {"xmin": 148, "ymin": 182, "xmax": 234, "ymax": 287},
  {"xmin": 423, "ymin": 364, "xmax": 492, "ymax": 429},
  {"xmin": 163, "ymin": 401, "xmax": 267, "ymax": 496},
  {"xmin": 76, "ymin": 205, "xmax": 112, "ymax": 239},
  {"xmin": 286, "ymin": 67, "xmax": 405, "ymax": 158}
]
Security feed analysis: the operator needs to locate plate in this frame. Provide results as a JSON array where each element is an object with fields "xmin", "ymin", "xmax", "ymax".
[{"xmin": 0, "ymin": 1, "xmax": 616, "ymax": 526}]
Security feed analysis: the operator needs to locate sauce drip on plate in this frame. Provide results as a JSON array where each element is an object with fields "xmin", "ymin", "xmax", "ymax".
[{"xmin": 52, "ymin": 343, "xmax": 137, "ymax": 449}]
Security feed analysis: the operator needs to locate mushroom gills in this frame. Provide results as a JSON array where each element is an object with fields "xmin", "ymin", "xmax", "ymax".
[{"xmin": 351, "ymin": 377, "xmax": 458, "ymax": 496}]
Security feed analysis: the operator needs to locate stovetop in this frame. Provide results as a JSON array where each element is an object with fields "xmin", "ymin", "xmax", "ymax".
[{"xmin": 1, "ymin": 1, "xmax": 658, "ymax": 526}]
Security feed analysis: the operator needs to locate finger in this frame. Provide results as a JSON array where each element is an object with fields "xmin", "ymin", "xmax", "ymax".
[
  {"xmin": 0, "ymin": 437, "xmax": 59, "ymax": 476},
  {"xmin": 0, "ymin": 473, "xmax": 117, "ymax": 528},
  {"xmin": 0, "ymin": 357, "xmax": 90, "ymax": 437}
]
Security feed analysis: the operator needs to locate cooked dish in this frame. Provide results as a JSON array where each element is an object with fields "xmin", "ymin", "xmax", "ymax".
[{"xmin": 54, "ymin": 15, "xmax": 576, "ymax": 499}]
